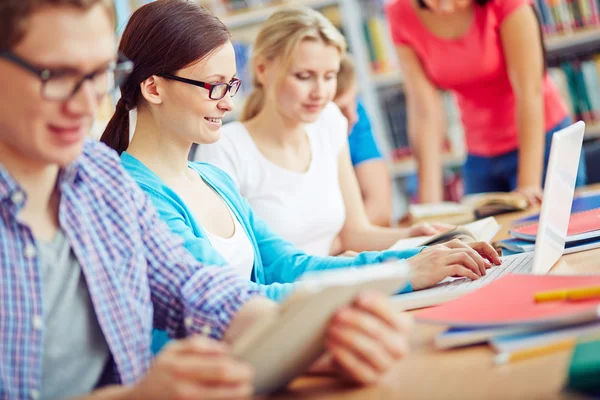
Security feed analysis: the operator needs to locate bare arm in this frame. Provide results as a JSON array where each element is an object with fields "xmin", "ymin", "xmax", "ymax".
[
  {"xmin": 354, "ymin": 159, "xmax": 392, "ymax": 226},
  {"xmin": 396, "ymin": 45, "xmax": 446, "ymax": 203},
  {"xmin": 501, "ymin": 5, "xmax": 546, "ymax": 204}
]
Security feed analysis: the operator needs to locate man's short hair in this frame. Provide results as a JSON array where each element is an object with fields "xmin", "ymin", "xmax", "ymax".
[
  {"xmin": 0, "ymin": 0, "xmax": 115, "ymax": 51},
  {"xmin": 335, "ymin": 53, "xmax": 356, "ymax": 100}
]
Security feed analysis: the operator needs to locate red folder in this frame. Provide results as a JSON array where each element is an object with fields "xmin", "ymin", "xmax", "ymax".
[
  {"xmin": 510, "ymin": 208, "xmax": 600, "ymax": 242},
  {"xmin": 416, "ymin": 274, "xmax": 600, "ymax": 328}
]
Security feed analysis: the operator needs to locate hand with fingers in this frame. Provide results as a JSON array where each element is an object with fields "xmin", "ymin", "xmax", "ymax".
[
  {"xmin": 130, "ymin": 336, "xmax": 255, "ymax": 400},
  {"xmin": 407, "ymin": 239, "xmax": 502, "ymax": 290},
  {"xmin": 408, "ymin": 222, "xmax": 454, "ymax": 237},
  {"xmin": 324, "ymin": 291, "xmax": 414, "ymax": 385},
  {"xmin": 514, "ymin": 185, "xmax": 543, "ymax": 206}
]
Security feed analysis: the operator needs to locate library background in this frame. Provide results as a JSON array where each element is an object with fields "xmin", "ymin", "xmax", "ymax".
[{"xmin": 97, "ymin": 0, "xmax": 600, "ymax": 218}]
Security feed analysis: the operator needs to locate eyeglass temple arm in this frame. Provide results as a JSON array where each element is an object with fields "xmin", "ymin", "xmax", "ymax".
[{"xmin": 0, "ymin": 52, "xmax": 44, "ymax": 76}]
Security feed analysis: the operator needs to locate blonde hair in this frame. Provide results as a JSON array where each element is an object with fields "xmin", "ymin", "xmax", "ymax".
[
  {"xmin": 335, "ymin": 53, "xmax": 356, "ymax": 100},
  {"xmin": 240, "ymin": 6, "xmax": 347, "ymax": 122}
]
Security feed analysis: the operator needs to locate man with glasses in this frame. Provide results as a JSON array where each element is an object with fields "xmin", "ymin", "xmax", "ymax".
[{"xmin": 0, "ymin": 1, "xmax": 412, "ymax": 399}]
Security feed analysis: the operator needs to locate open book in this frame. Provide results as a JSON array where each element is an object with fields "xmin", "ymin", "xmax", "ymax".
[
  {"xmin": 390, "ymin": 217, "xmax": 501, "ymax": 251},
  {"xmin": 408, "ymin": 192, "xmax": 528, "ymax": 224},
  {"xmin": 232, "ymin": 262, "xmax": 410, "ymax": 394}
]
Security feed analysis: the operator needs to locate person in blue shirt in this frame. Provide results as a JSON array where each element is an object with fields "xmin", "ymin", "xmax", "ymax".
[
  {"xmin": 334, "ymin": 55, "xmax": 392, "ymax": 228},
  {"xmin": 100, "ymin": 1, "xmax": 500, "ymax": 354}
]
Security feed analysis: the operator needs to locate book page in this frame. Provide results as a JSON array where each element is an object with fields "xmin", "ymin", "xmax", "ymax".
[{"xmin": 388, "ymin": 217, "xmax": 500, "ymax": 251}]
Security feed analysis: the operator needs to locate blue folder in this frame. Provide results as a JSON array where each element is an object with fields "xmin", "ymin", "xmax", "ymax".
[{"xmin": 498, "ymin": 235, "xmax": 600, "ymax": 256}]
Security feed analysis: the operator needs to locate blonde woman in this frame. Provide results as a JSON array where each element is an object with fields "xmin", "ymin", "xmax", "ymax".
[{"xmin": 196, "ymin": 6, "xmax": 453, "ymax": 256}]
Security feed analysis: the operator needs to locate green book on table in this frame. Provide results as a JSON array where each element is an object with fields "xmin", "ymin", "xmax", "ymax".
[{"xmin": 566, "ymin": 338, "xmax": 600, "ymax": 395}]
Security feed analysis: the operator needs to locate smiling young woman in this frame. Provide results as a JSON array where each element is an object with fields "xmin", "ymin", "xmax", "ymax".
[
  {"xmin": 196, "ymin": 6, "xmax": 456, "ymax": 257},
  {"xmin": 101, "ymin": 0, "xmax": 500, "ymax": 357}
]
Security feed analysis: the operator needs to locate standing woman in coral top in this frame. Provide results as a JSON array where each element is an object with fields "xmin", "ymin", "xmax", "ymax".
[{"xmin": 386, "ymin": 0, "xmax": 586, "ymax": 205}]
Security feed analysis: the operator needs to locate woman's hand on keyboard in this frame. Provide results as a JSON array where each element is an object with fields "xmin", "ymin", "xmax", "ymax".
[{"xmin": 407, "ymin": 239, "xmax": 502, "ymax": 290}]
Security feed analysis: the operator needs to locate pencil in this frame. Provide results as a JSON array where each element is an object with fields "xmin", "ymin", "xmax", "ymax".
[
  {"xmin": 494, "ymin": 338, "xmax": 577, "ymax": 365},
  {"xmin": 534, "ymin": 286, "xmax": 600, "ymax": 302}
]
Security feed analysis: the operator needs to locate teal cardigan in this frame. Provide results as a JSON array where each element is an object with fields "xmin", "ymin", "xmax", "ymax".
[{"xmin": 120, "ymin": 152, "xmax": 422, "ymax": 351}]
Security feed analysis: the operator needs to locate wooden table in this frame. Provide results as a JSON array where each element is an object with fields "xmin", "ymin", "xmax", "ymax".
[{"xmin": 270, "ymin": 186, "xmax": 600, "ymax": 400}]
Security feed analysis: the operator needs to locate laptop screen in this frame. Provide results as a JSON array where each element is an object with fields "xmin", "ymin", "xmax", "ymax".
[{"xmin": 532, "ymin": 121, "xmax": 585, "ymax": 274}]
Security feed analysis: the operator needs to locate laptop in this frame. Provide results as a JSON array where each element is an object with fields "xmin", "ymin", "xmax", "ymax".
[{"xmin": 392, "ymin": 120, "xmax": 586, "ymax": 311}]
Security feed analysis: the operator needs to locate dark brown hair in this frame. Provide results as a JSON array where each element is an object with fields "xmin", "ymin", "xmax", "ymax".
[
  {"xmin": 100, "ymin": 0, "xmax": 230, "ymax": 154},
  {"xmin": 0, "ymin": 0, "xmax": 115, "ymax": 50}
]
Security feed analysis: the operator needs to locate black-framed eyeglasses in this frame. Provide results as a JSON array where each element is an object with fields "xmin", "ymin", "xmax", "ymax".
[
  {"xmin": 157, "ymin": 73, "xmax": 241, "ymax": 100},
  {"xmin": 0, "ymin": 51, "xmax": 133, "ymax": 101}
]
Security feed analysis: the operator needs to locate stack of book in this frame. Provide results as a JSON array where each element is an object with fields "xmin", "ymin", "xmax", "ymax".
[
  {"xmin": 416, "ymin": 274, "xmax": 600, "ymax": 366},
  {"xmin": 498, "ymin": 192, "xmax": 600, "ymax": 255}
]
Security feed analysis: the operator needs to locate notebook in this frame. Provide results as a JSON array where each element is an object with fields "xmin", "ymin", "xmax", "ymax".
[
  {"xmin": 498, "ymin": 236, "xmax": 600, "ymax": 256},
  {"xmin": 510, "ymin": 208, "xmax": 600, "ymax": 243},
  {"xmin": 513, "ymin": 191, "xmax": 600, "ymax": 226},
  {"xmin": 435, "ymin": 325, "xmax": 539, "ymax": 349},
  {"xmin": 392, "ymin": 121, "xmax": 586, "ymax": 311},
  {"xmin": 490, "ymin": 321, "xmax": 600, "ymax": 354},
  {"xmin": 416, "ymin": 274, "xmax": 600, "ymax": 328}
]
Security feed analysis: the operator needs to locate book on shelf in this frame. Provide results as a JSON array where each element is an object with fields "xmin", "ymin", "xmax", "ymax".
[
  {"xmin": 380, "ymin": 87, "xmax": 462, "ymax": 164},
  {"xmin": 535, "ymin": 0, "xmax": 600, "ymax": 34},
  {"xmin": 358, "ymin": 0, "xmax": 398, "ymax": 75},
  {"xmin": 549, "ymin": 53, "xmax": 600, "ymax": 128}
]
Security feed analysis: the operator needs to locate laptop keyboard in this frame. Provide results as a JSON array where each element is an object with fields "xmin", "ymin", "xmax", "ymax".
[{"xmin": 434, "ymin": 252, "xmax": 534, "ymax": 292}]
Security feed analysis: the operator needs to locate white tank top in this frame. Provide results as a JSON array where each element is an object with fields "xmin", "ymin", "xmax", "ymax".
[
  {"xmin": 205, "ymin": 203, "xmax": 255, "ymax": 279},
  {"xmin": 196, "ymin": 102, "xmax": 348, "ymax": 256}
]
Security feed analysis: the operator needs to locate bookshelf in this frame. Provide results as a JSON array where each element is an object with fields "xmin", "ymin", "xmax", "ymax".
[
  {"xmin": 546, "ymin": 28, "xmax": 600, "ymax": 53},
  {"xmin": 372, "ymin": 70, "xmax": 403, "ymax": 88},
  {"xmin": 389, "ymin": 153, "xmax": 466, "ymax": 179},
  {"xmin": 586, "ymin": 122, "xmax": 600, "ymax": 139},
  {"xmin": 366, "ymin": 26, "xmax": 600, "ymax": 183},
  {"xmin": 386, "ymin": 120, "xmax": 600, "ymax": 179},
  {"xmin": 217, "ymin": 0, "xmax": 339, "ymax": 30},
  {"xmin": 367, "ymin": 28, "xmax": 600, "ymax": 91}
]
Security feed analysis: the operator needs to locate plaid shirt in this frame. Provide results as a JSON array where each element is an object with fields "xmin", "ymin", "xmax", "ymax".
[{"xmin": 0, "ymin": 140, "xmax": 260, "ymax": 399}]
